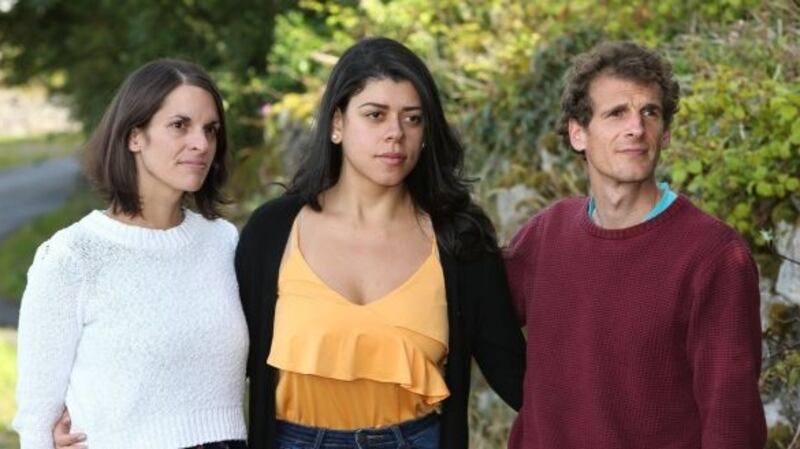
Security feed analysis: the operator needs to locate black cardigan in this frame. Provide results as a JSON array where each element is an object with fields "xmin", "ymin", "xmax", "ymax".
[{"xmin": 234, "ymin": 194, "xmax": 525, "ymax": 449}]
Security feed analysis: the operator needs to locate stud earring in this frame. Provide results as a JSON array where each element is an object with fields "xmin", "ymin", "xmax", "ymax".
[{"xmin": 331, "ymin": 133, "xmax": 341, "ymax": 144}]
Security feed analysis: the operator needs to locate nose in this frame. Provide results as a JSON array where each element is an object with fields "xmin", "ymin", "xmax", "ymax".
[
  {"xmin": 384, "ymin": 115, "xmax": 405, "ymax": 142},
  {"xmin": 624, "ymin": 114, "xmax": 645, "ymax": 138},
  {"xmin": 188, "ymin": 128, "xmax": 211, "ymax": 152}
]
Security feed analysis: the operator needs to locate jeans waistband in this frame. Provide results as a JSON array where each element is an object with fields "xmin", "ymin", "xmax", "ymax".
[{"xmin": 276, "ymin": 413, "xmax": 438, "ymax": 448}]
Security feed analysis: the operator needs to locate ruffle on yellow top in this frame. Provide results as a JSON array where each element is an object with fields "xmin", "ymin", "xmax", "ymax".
[{"xmin": 266, "ymin": 219, "xmax": 449, "ymax": 429}]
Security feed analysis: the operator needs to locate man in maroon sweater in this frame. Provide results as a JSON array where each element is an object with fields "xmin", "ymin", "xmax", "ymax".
[{"xmin": 505, "ymin": 42, "xmax": 766, "ymax": 448}]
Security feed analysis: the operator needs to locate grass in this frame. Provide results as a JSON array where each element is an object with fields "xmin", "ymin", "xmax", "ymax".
[
  {"xmin": 0, "ymin": 331, "xmax": 18, "ymax": 449},
  {"xmin": 0, "ymin": 132, "xmax": 82, "ymax": 170},
  {"xmin": 0, "ymin": 185, "xmax": 100, "ymax": 302}
]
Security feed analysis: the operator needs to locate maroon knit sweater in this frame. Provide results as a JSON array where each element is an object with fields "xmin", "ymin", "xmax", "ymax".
[{"xmin": 504, "ymin": 195, "xmax": 765, "ymax": 449}]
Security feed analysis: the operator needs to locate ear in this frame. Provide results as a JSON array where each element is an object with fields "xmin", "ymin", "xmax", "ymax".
[
  {"xmin": 660, "ymin": 129, "xmax": 671, "ymax": 149},
  {"xmin": 128, "ymin": 128, "xmax": 144, "ymax": 153},
  {"xmin": 568, "ymin": 119, "xmax": 587, "ymax": 153},
  {"xmin": 332, "ymin": 109, "xmax": 344, "ymax": 135}
]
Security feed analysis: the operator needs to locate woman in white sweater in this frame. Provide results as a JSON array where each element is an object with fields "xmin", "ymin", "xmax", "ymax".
[{"xmin": 13, "ymin": 58, "xmax": 249, "ymax": 449}]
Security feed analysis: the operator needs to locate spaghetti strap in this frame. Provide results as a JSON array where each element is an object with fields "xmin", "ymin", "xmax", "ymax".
[{"xmin": 289, "ymin": 213, "xmax": 301, "ymax": 252}]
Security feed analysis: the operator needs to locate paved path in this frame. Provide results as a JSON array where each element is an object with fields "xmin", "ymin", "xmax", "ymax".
[
  {"xmin": 0, "ymin": 157, "xmax": 81, "ymax": 240},
  {"xmin": 0, "ymin": 156, "xmax": 82, "ymax": 327}
]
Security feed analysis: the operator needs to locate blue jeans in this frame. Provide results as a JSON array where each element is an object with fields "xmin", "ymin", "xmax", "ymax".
[{"xmin": 275, "ymin": 413, "xmax": 440, "ymax": 449}]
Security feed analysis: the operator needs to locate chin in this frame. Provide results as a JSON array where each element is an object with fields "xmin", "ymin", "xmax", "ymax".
[
  {"xmin": 178, "ymin": 180, "xmax": 207, "ymax": 193},
  {"xmin": 378, "ymin": 179, "xmax": 407, "ymax": 188}
]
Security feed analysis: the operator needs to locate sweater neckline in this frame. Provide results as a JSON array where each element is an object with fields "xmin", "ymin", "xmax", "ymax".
[
  {"xmin": 81, "ymin": 209, "xmax": 204, "ymax": 249},
  {"xmin": 579, "ymin": 194, "xmax": 689, "ymax": 240}
]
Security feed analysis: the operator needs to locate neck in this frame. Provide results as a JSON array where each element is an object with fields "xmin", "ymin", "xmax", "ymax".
[
  {"xmin": 590, "ymin": 180, "xmax": 660, "ymax": 229},
  {"xmin": 109, "ymin": 196, "xmax": 185, "ymax": 230},
  {"xmin": 321, "ymin": 179, "xmax": 414, "ymax": 226}
]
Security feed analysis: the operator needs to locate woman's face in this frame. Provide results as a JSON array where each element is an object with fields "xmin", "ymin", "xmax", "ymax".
[
  {"xmin": 332, "ymin": 78, "xmax": 424, "ymax": 190},
  {"xmin": 128, "ymin": 85, "xmax": 221, "ymax": 201}
]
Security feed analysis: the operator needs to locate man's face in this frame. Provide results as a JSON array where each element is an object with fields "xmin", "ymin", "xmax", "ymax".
[{"xmin": 568, "ymin": 74, "xmax": 670, "ymax": 189}]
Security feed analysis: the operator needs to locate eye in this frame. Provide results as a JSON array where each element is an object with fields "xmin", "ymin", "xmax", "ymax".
[
  {"xmin": 608, "ymin": 109, "xmax": 625, "ymax": 118},
  {"xmin": 169, "ymin": 120, "xmax": 187, "ymax": 130},
  {"xmin": 642, "ymin": 107, "xmax": 661, "ymax": 118},
  {"xmin": 405, "ymin": 114, "xmax": 423, "ymax": 125},
  {"xmin": 365, "ymin": 111, "xmax": 383, "ymax": 120},
  {"xmin": 205, "ymin": 125, "xmax": 220, "ymax": 137}
]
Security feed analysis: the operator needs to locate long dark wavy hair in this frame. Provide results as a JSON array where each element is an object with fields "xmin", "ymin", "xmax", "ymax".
[{"xmin": 288, "ymin": 37, "xmax": 497, "ymax": 257}]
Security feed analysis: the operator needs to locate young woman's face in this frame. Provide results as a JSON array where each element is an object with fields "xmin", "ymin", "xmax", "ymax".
[
  {"xmin": 128, "ymin": 85, "xmax": 221, "ymax": 201},
  {"xmin": 333, "ymin": 78, "xmax": 424, "ymax": 190}
]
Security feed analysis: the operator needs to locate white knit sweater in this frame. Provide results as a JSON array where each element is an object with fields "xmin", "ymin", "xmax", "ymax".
[{"xmin": 13, "ymin": 210, "xmax": 249, "ymax": 449}]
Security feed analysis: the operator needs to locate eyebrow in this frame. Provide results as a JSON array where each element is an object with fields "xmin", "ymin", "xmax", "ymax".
[
  {"xmin": 169, "ymin": 114, "xmax": 220, "ymax": 126},
  {"xmin": 169, "ymin": 114, "xmax": 191, "ymax": 122},
  {"xmin": 357, "ymin": 102, "xmax": 422, "ymax": 111},
  {"xmin": 600, "ymin": 102, "xmax": 662, "ymax": 116}
]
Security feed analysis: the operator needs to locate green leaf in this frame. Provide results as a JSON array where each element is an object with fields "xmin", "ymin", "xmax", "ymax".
[
  {"xmin": 671, "ymin": 167, "xmax": 688, "ymax": 185},
  {"xmin": 687, "ymin": 160, "xmax": 703, "ymax": 174},
  {"xmin": 791, "ymin": 120, "xmax": 800, "ymax": 144},
  {"xmin": 789, "ymin": 367, "xmax": 800, "ymax": 388},
  {"xmin": 779, "ymin": 104, "xmax": 798, "ymax": 122},
  {"xmin": 732, "ymin": 202, "xmax": 751, "ymax": 219},
  {"xmin": 755, "ymin": 181, "xmax": 774, "ymax": 197}
]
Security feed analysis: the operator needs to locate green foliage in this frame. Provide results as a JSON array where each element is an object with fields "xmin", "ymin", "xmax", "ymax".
[
  {"xmin": 665, "ymin": 16, "xmax": 800, "ymax": 245},
  {"xmin": 0, "ymin": 0, "xmax": 280, "ymax": 148},
  {"xmin": 0, "ymin": 333, "xmax": 17, "ymax": 449}
]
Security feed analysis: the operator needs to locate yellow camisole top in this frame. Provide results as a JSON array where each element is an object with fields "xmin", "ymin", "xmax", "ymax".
[{"xmin": 266, "ymin": 217, "xmax": 449, "ymax": 429}]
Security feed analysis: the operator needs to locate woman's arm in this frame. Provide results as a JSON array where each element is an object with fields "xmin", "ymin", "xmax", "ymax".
[
  {"xmin": 471, "ymin": 251, "xmax": 527, "ymax": 411},
  {"xmin": 13, "ymin": 237, "xmax": 84, "ymax": 449}
]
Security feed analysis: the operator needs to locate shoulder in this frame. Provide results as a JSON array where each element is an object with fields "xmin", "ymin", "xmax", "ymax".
[
  {"xmin": 240, "ymin": 195, "xmax": 303, "ymax": 239},
  {"xmin": 673, "ymin": 195, "xmax": 748, "ymax": 250},
  {"xmin": 667, "ymin": 196, "xmax": 756, "ymax": 275},
  {"xmin": 506, "ymin": 196, "xmax": 586, "ymax": 255},
  {"xmin": 237, "ymin": 194, "xmax": 304, "ymax": 259},
  {"xmin": 442, "ymin": 244, "xmax": 504, "ymax": 275},
  {"xmin": 27, "ymin": 216, "xmax": 94, "ymax": 279},
  {"xmin": 519, "ymin": 196, "xmax": 585, "ymax": 231},
  {"xmin": 195, "ymin": 212, "xmax": 239, "ymax": 247},
  {"xmin": 246, "ymin": 194, "xmax": 304, "ymax": 226},
  {"xmin": 535, "ymin": 196, "xmax": 586, "ymax": 225},
  {"xmin": 678, "ymin": 196, "xmax": 738, "ymax": 235}
]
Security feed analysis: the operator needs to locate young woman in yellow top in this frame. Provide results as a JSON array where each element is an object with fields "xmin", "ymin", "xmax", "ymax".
[{"xmin": 236, "ymin": 37, "xmax": 525, "ymax": 449}]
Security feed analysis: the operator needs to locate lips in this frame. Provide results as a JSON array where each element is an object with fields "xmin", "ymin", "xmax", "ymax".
[
  {"xmin": 618, "ymin": 148, "xmax": 648, "ymax": 155},
  {"xmin": 178, "ymin": 160, "xmax": 208, "ymax": 169},
  {"xmin": 376, "ymin": 153, "xmax": 407, "ymax": 165}
]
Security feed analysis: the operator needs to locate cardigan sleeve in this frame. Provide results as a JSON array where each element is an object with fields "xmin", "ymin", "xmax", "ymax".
[
  {"xmin": 471, "ymin": 251, "xmax": 526, "ymax": 411},
  {"xmin": 13, "ymin": 234, "xmax": 83, "ymax": 449},
  {"xmin": 686, "ymin": 237, "xmax": 766, "ymax": 449},
  {"xmin": 235, "ymin": 212, "xmax": 262, "ymax": 379}
]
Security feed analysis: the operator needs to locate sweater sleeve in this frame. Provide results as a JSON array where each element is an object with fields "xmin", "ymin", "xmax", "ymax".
[
  {"xmin": 503, "ymin": 218, "xmax": 537, "ymax": 326},
  {"xmin": 472, "ymin": 251, "xmax": 526, "ymax": 411},
  {"xmin": 13, "ymin": 235, "xmax": 83, "ymax": 449},
  {"xmin": 686, "ymin": 238, "xmax": 766, "ymax": 449}
]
